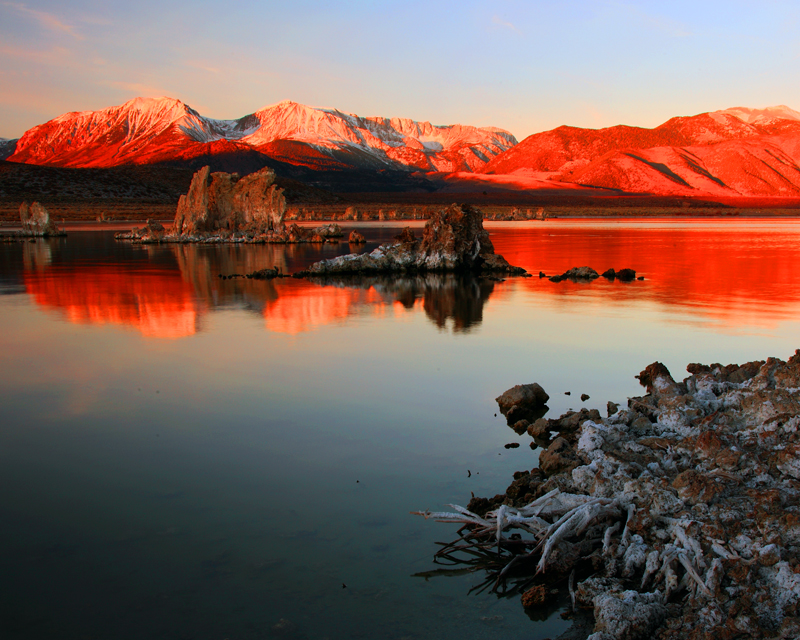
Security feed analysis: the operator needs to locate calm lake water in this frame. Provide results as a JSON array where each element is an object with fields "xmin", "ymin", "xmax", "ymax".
[{"xmin": 2, "ymin": 218, "xmax": 800, "ymax": 639}]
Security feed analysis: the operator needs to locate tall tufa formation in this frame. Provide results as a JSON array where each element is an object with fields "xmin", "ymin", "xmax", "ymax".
[
  {"xmin": 19, "ymin": 201, "xmax": 61, "ymax": 236},
  {"xmin": 173, "ymin": 166, "xmax": 286, "ymax": 236}
]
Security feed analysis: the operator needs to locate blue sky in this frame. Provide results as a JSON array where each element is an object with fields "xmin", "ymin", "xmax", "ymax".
[{"xmin": 2, "ymin": 0, "xmax": 799, "ymax": 140}]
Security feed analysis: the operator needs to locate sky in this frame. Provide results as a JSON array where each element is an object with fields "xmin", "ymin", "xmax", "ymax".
[{"xmin": 1, "ymin": 0, "xmax": 800, "ymax": 142}]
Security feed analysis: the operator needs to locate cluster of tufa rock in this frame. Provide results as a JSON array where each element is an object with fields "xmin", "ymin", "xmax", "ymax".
[
  {"xmin": 418, "ymin": 351, "xmax": 800, "ymax": 639},
  {"xmin": 545, "ymin": 266, "xmax": 638, "ymax": 283},
  {"xmin": 298, "ymin": 203, "xmax": 528, "ymax": 276},
  {"xmin": 115, "ymin": 166, "xmax": 348, "ymax": 245},
  {"xmin": 17, "ymin": 201, "xmax": 63, "ymax": 237}
]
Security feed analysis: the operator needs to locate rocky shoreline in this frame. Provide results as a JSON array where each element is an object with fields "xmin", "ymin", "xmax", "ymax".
[{"xmin": 416, "ymin": 352, "xmax": 800, "ymax": 639}]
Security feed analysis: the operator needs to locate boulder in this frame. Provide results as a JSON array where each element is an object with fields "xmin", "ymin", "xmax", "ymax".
[
  {"xmin": 314, "ymin": 223, "xmax": 343, "ymax": 238},
  {"xmin": 616, "ymin": 268, "xmax": 636, "ymax": 281},
  {"xmin": 173, "ymin": 166, "xmax": 286, "ymax": 236},
  {"xmin": 538, "ymin": 436, "xmax": 579, "ymax": 476},
  {"xmin": 348, "ymin": 230, "xmax": 366, "ymax": 244},
  {"xmin": 301, "ymin": 204, "xmax": 527, "ymax": 276},
  {"xmin": 549, "ymin": 266, "xmax": 599, "ymax": 282},
  {"xmin": 19, "ymin": 201, "xmax": 60, "ymax": 236},
  {"xmin": 496, "ymin": 383, "xmax": 550, "ymax": 422}
]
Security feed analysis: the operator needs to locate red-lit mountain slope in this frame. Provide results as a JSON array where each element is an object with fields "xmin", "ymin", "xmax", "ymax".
[
  {"xmin": 483, "ymin": 106, "xmax": 800, "ymax": 196},
  {"xmin": 7, "ymin": 97, "xmax": 516, "ymax": 174}
]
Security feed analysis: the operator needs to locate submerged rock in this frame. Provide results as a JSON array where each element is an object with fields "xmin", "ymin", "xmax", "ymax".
[{"xmin": 300, "ymin": 204, "xmax": 527, "ymax": 276}]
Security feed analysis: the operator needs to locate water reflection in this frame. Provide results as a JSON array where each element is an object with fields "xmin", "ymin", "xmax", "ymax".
[
  {"xmin": 14, "ymin": 236, "xmax": 503, "ymax": 337},
  {"xmin": 23, "ymin": 264, "xmax": 201, "ymax": 339},
  {"xmin": 11, "ymin": 219, "xmax": 800, "ymax": 338},
  {"xmin": 490, "ymin": 219, "xmax": 800, "ymax": 328},
  {"xmin": 298, "ymin": 274, "xmax": 500, "ymax": 333}
]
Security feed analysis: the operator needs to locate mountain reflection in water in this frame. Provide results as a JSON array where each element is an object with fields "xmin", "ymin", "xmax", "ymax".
[
  {"xmin": 17, "ymin": 235, "xmax": 501, "ymax": 337},
  {"xmin": 4, "ymin": 219, "xmax": 800, "ymax": 640},
  {"xmin": 12, "ymin": 218, "xmax": 800, "ymax": 338}
]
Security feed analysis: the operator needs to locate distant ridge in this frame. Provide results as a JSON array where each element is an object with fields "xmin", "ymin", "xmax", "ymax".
[
  {"xmin": 482, "ymin": 105, "xmax": 800, "ymax": 197},
  {"xmin": 6, "ymin": 97, "xmax": 516, "ymax": 175}
]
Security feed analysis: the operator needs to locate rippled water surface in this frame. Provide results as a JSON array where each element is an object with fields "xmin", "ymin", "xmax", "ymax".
[{"xmin": 2, "ymin": 218, "xmax": 800, "ymax": 639}]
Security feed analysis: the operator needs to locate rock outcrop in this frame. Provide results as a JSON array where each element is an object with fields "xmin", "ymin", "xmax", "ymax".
[
  {"xmin": 174, "ymin": 166, "xmax": 286, "ymax": 236},
  {"xmin": 549, "ymin": 266, "xmax": 600, "ymax": 282},
  {"xmin": 602, "ymin": 268, "xmax": 637, "ymax": 281},
  {"xmin": 417, "ymin": 351, "xmax": 800, "ymax": 639},
  {"xmin": 19, "ymin": 201, "xmax": 62, "ymax": 236},
  {"xmin": 348, "ymin": 230, "xmax": 366, "ymax": 244},
  {"xmin": 298, "ymin": 204, "xmax": 527, "ymax": 276}
]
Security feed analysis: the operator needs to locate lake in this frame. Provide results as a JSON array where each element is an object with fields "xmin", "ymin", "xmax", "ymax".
[{"xmin": 2, "ymin": 218, "xmax": 800, "ymax": 640}]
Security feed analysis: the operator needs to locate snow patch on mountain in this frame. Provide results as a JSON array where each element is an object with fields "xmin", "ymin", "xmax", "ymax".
[
  {"xmin": 238, "ymin": 100, "xmax": 517, "ymax": 168},
  {"xmin": 9, "ymin": 96, "xmax": 515, "ymax": 173},
  {"xmin": 714, "ymin": 105, "xmax": 800, "ymax": 125}
]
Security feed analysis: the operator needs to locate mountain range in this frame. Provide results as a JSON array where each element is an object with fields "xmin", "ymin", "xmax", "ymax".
[
  {"xmin": 3, "ymin": 97, "xmax": 516, "ymax": 176},
  {"xmin": 4, "ymin": 98, "xmax": 800, "ymax": 198}
]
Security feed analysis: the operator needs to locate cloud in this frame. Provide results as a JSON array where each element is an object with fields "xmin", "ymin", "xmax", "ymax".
[
  {"xmin": 108, "ymin": 81, "xmax": 170, "ymax": 96},
  {"xmin": 3, "ymin": 2, "xmax": 83, "ymax": 39},
  {"xmin": 491, "ymin": 15, "xmax": 521, "ymax": 35}
]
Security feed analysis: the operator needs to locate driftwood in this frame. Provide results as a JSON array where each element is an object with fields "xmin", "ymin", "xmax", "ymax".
[{"xmin": 413, "ymin": 488, "xmax": 725, "ymax": 605}]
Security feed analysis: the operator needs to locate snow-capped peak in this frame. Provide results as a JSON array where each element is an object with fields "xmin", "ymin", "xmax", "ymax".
[
  {"xmin": 715, "ymin": 105, "xmax": 800, "ymax": 125},
  {"xmin": 244, "ymin": 100, "xmax": 517, "ymax": 156},
  {"xmin": 8, "ymin": 96, "xmax": 517, "ymax": 173}
]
